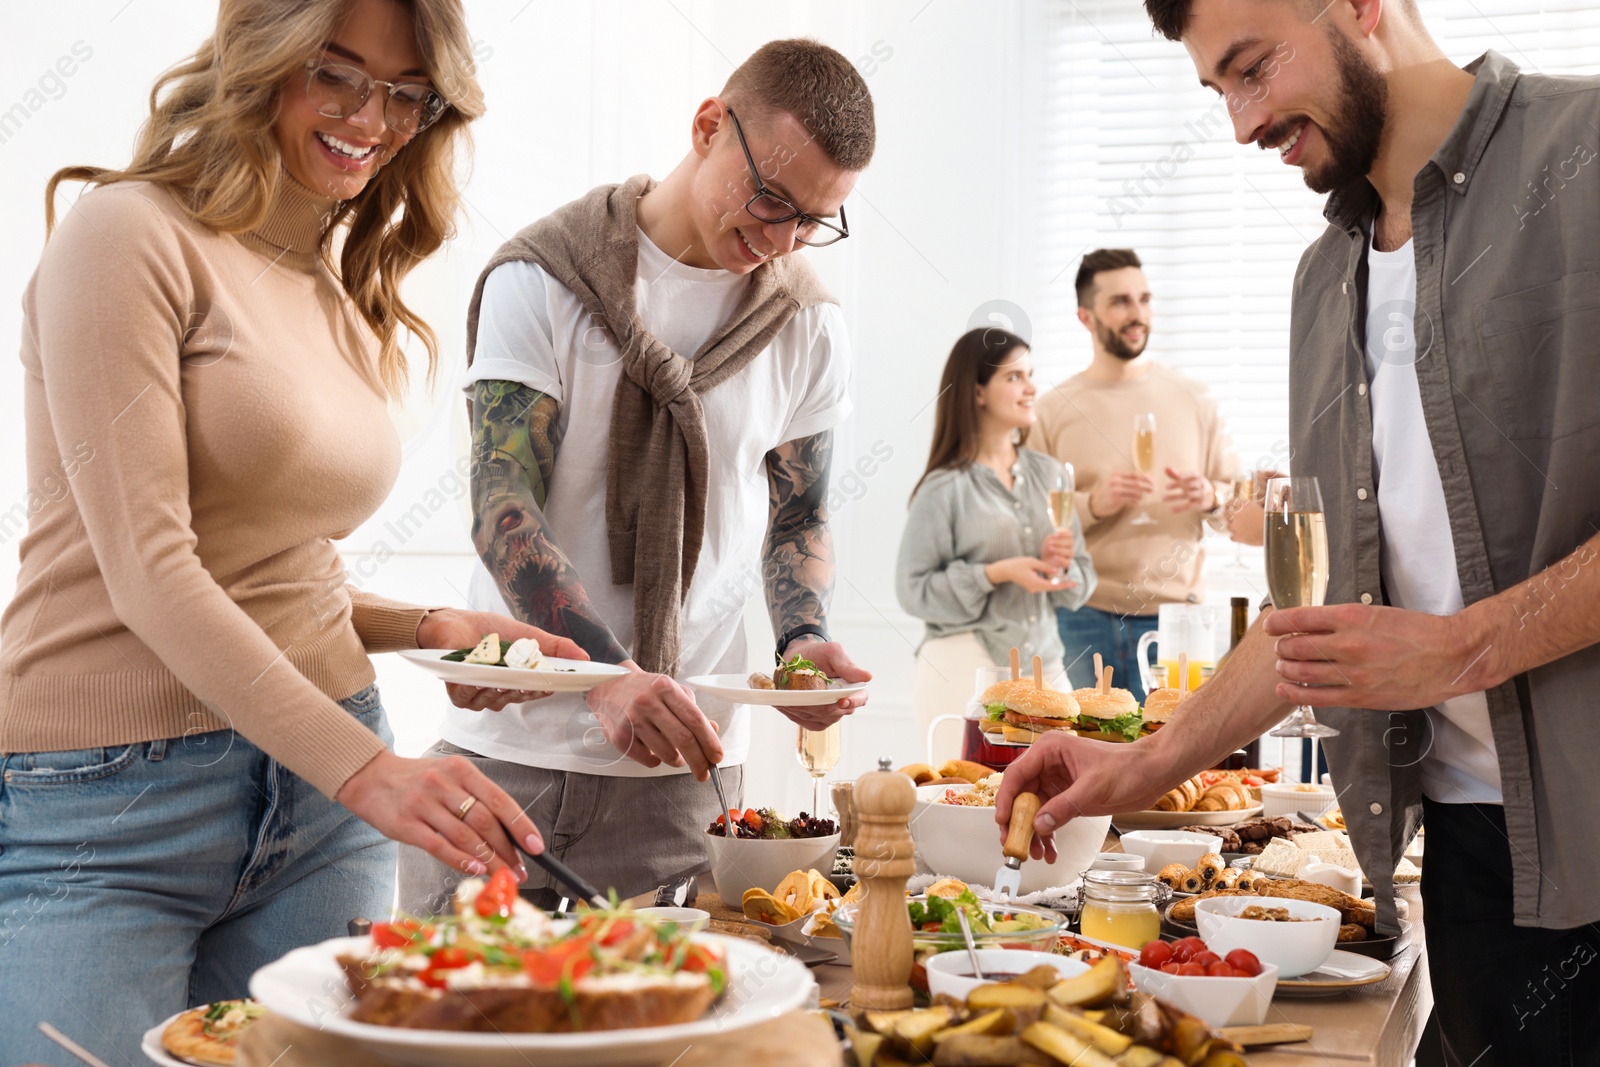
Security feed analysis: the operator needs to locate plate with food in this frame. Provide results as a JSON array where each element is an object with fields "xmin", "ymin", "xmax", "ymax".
[
  {"xmin": 688, "ymin": 652, "xmax": 866, "ymax": 707},
  {"xmin": 399, "ymin": 634, "xmax": 628, "ymax": 692},
  {"xmin": 141, "ymin": 999, "xmax": 265, "ymax": 1067},
  {"xmin": 249, "ymin": 876, "xmax": 814, "ymax": 1067},
  {"xmin": 1112, "ymin": 805, "xmax": 1263, "ymax": 831}
]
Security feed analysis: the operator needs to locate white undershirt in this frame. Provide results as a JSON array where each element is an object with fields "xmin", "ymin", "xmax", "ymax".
[
  {"xmin": 445, "ymin": 228, "xmax": 854, "ymax": 776},
  {"xmin": 1364, "ymin": 234, "xmax": 1502, "ymax": 804}
]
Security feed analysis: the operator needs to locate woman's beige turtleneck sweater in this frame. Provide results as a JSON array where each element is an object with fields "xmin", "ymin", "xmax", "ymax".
[{"xmin": 1, "ymin": 177, "xmax": 430, "ymax": 797}]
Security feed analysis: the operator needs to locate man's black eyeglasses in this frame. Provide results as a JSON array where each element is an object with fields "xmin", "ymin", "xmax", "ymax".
[{"xmin": 724, "ymin": 107, "xmax": 849, "ymax": 248}]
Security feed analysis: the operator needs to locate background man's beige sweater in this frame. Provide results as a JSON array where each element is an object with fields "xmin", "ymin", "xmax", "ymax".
[
  {"xmin": 0, "ymin": 178, "xmax": 430, "ymax": 797},
  {"xmin": 1032, "ymin": 364, "xmax": 1239, "ymax": 616}
]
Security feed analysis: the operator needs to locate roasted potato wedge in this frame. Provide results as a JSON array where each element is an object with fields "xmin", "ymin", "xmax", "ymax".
[
  {"xmin": 931, "ymin": 1008, "xmax": 1013, "ymax": 1043},
  {"xmin": 1043, "ymin": 1004, "xmax": 1133, "ymax": 1055},
  {"xmin": 932, "ymin": 1034, "xmax": 1051, "ymax": 1067},
  {"xmin": 1046, "ymin": 954, "xmax": 1126, "ymax": 1009},
  {"xmin": 865, "ymin": 1005, "xmax": 955, "ymax": 1055},
  {"xmin": 967, "ymin": 983, "xmax": 1047, "ymax": 1011},
  {"xmin": 1020, "ymin": 1021, "xmax": 1119, "ymax": 1067},
  {"xmin": 843, "ymin": 1023, "xmax": 883, "ymax": 1067},
  {"xmin": 1014, "ymin": 964, "xmax": 1065, "ymax": 990}
]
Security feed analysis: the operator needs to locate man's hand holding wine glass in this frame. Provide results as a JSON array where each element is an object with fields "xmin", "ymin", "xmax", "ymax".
[{"xmin": 1264, "ymin": 602, "xmax": 1496, "ymax": 711}]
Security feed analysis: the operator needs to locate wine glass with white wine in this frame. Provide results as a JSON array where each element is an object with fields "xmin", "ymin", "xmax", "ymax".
[
  {"xmin": 1046, "ymin": 462, "xmax": 1076, "ymax": 585},
  {"xmin": 796, "ymin": 722, "xmax": 841, "ymax": 819},
  {"xmin": 1230, "ymin": 471, "xmax": 1258, "ymax": 568},
  {"xmin": 1263, "ymin": 477, "xmax": 1339, "ymax": 781},
  {"xmin": 1130, "ymin": 412, "xmax": 1157, "ymax": 526}
]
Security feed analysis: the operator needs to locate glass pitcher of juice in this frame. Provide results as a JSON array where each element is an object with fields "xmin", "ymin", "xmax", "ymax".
[{"xmin": 1077, "ymin": 869, "xmax": 1168, "ymax": 950}]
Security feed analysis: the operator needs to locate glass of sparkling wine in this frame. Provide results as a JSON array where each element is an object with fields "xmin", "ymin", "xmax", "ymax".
[
  {"xmin": 1130, "ymin": 413, "xmax": 1157, "ymax": 526},
  {"xmin": 1046, "ymin": 462, "xmax": 1076, "ymax": 585},
  {"xmin": 796, "ymin": 722, "xmax": 842, "ymax": 818},
  {"xmin": 1231, "ymin": 471, "xmax": 1258, "ymax": 567},
  {"xmin": 1263, "ymin": 476, "xmax": 1339, "ymax": 779}
]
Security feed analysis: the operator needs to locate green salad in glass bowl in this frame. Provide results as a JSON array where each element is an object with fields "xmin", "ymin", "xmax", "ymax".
[{"xmin": 832, "ymin": 889, "xmax": 1066, "ymax": 993}]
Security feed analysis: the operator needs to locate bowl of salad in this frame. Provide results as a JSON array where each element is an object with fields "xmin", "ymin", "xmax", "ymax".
[
  {"xmin": 831, "ymin": 889, "xmax": 1066, "ymax": 992},
  {"xmin": 704, "ymin": 807, "xmax": 840, "ymax": 904}
]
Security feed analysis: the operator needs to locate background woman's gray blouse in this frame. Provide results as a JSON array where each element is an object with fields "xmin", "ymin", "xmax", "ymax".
[{"xmin": 895, "ymin": 447, "xmax": 1096, "ymax": 667}]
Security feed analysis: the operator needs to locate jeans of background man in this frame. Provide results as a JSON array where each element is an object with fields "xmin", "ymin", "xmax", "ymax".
[
  {"xmin": 1057, "ymin": 605, "xmax": 1159, "ymax": 703},
  {"xmin": 1420, "ymin": 797, "xmax": 1600, "ymax": 1066},
  {"xmin": 0, "ymin": 685, "xmax": 396, "ymax": 1067}
]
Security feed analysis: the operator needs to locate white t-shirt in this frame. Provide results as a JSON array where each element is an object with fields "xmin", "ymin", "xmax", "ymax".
[
  {"xmin": 446, "ymin": 228, "xmax": 853, "ymax": 775},
  {"xmin": 1364, "ymin": 234, "xmax": 1502, "ymax": 804}
]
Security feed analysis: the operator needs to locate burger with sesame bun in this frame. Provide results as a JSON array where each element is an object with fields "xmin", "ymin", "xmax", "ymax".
[
  {"xmin": 979, "ymin": 680, "xmax": 1081, "ymax": 744},
  {"xmin": 1071, "ymin": 663, "xmax": 1145, "ymax": 743},
  {"xmin": 1140, "ymin": 687, "xmax": 1186, "ymax": 733}
]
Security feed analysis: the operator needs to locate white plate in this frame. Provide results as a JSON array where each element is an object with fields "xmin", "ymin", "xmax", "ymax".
[
  {"xmin": 249, "ymin": 934, "xmax": 816, "ymax": 1067},
  {"xmin": 1112, "ymin": 805, "xmax": 1264, "ymax": 831},
  {"xmin": 686, "ymin": 674, "xmax": 868, "ymax": 707},
  {"xmin": 139, "ymin": 1013, "xmax": 193, "ymax": 1067},
  {"xmin": 397, "ymin": 650, "xmax": 629, "ymax": 693},
  {"xmin": 1274, "ymin": 949, "xmax": 1391, "ymax": 996}
]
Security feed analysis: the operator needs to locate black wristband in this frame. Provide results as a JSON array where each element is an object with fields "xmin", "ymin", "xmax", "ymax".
[{"xmin": 778, "ymin": 625, "xmax": 830, "ymax": 655}]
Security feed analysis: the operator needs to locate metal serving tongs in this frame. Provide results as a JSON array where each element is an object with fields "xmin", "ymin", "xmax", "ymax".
[{"xmin": 709, "ymin": 760, "xmax": 735, "ymax": 836}]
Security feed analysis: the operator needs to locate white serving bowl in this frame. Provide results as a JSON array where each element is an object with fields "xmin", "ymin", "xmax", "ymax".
[
  {"xmin": 1260, "ymin": 781, "xmax": 1338, "ymax": 820},
  {"xmin": 634, "ymin": 907, "xmax": 710, "ymax": 933},
  {"xmin": 925, "ymin": 949, "xmax": 1089, "ymax": 1002},
  {"xmin": 1129, "ymin": 961, "xmax": 1280, "ymax": 1027},
  {"xmin": 909, "ymin": 784, "xmax": 1111, "ymax": 894},
  {"xmin": 1194, "ymin": 895, "xmax": 1341, "ymax": 977},
  {"xmin": 1118, "ymin": 830, "xmax": 1222, "ymax": 873},
  {"xmin": 703, "ymin": 830, "xmax": 840, "ymax": 905}
]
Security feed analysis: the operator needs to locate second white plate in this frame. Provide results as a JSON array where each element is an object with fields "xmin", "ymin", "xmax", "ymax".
[
  {"xmin": 1111, "ymin": 805, "xmax": 1264, "ymax": 831},
  {"xmin": 686, "ymin": 674, "xmax": 868, "ymax": 707}
]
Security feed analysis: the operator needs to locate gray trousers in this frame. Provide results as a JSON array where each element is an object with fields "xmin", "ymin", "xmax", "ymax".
[{"xmin": 396, "ymin": 739, "xmax": 744, "ymax": 915}]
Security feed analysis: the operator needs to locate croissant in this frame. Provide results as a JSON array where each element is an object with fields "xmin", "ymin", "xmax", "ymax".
[
  {"xmin": 1154, "ymin": 776, "xmax": 1204, "ymax": 812},
  {"xmin": 1157, "ymin": 863, "xmax": 1190, "ymax": 889}
]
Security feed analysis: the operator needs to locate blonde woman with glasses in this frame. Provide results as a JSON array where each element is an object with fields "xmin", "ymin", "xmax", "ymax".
[{"xmin": 0, "ymin": 0, "xmax": 582, "ymax": 1058}]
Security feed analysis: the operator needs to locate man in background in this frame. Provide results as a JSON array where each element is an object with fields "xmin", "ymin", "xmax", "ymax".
[{"xmin": 1033, "ymin": 249, "xmax": 1239, "ymax": 701}]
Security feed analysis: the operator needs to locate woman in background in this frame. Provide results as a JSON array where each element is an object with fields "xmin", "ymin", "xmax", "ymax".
[
  {"xmin": 0, "ymin": 0, "xmax": 580, "ymax": 1060},
  {"xmin": 896, "ymin": 328, "xmax": 1096, "ymax": 765}
]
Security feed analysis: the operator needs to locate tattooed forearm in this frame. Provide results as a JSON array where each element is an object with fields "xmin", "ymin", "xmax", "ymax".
[
  {"xmin": 763, "ymin": 430, "xmax": 835, "ymax": 642},
  {"xmin": 471, "ymin": 380, "xmax": 628, "ymax": 664}
]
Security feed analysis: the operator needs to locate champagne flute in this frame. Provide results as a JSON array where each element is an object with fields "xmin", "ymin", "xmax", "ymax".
[
  {"xmin": 1230, "ymin": 471, "xmax": 1258, "ymax": 567},
  {"xmin": 1045, "ymin": 462, "xmax": 1076, "ymax": 585},
  {"xmin": 1130, "ymin": 413, "xmax": 1157, "ymax": 526},
  {"xmin": 796, "ymin": 722, "xmax": 841, "ymax": 818},
  {"xmin": 1263, "ymin": 476, "xmax": 1339, "ymax": 781}
]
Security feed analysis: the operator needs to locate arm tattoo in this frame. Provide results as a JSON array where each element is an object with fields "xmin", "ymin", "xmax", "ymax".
[
  {"xmin": 471, "ymin": 380, "xmax": 628, "ymax": 664},
  {"xmin": 763, "ymin": 430, "xmax": 835, "ymax": 642}
]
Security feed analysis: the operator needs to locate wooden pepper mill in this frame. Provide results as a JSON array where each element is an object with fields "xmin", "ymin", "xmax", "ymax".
[{"xmin": 849, "ymin": 756, "xmax": 916, "ymax": 1010}]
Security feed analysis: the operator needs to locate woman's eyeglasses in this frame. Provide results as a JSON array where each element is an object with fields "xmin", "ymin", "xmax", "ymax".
[
  {"xmin": 724, "ymin": 107, "xmax": 849, "ymax": 248},
  {"xmin": 303, "ymin": 60, "xmax": 448, "ymax": 136}
]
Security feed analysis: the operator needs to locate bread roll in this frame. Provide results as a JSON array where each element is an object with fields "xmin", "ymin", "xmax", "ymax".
[
  {"xmin": 897, "ymin": 762, "xmax": 937, "ymax": 785},
  {"xmin": 938, "ymin": 759, "xmax": 993, "ymax": 784}
]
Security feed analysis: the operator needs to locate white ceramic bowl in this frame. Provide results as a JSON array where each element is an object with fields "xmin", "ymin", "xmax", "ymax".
[
  {"xmin": 634, "ymin": 907, "xmax": 710, "ymax": 933},
  {"xmin": 1118, "ymin": 830, "xmax": 1222, "ymax": 873},
  {"xmin": 1260, "ymin": 782, "xmax": 1338, "ymax": 820},
  {"xmin": 703, "ymin": 830, "xmax": 840, "ymax": 905},
  {"xmin": 925, "ymin": 949, "xmax": 1089, "ymax": 1002},
  {"xmin": 1129, "ymin": 960, "xmax": 1280, "ymax": 1027},
  {"xmin": 1194, "ymin": 895, "xmax": 1341, "ymax": 977},
  {"xmin": 909, "ymin": 784, "xmax": 1111, "ymax": 894}
]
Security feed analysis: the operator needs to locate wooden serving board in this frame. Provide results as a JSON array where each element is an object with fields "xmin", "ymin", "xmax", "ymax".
[
  {"xmin": 236, "ymin": 1008, "xmax": 841, "ymax": 1067},
  {"xmin": 1219, "ymin": 1023, "xmax": 1315, "ymax": 1046}
]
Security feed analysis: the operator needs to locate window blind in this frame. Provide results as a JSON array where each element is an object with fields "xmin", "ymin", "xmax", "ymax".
[{"xmin": 1033, "ymin": 1, "xmax": 1600, "ymax": 479}]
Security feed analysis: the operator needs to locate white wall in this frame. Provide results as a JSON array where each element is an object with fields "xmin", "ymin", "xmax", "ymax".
[{"xmin": 1, "ymin": 2, "xmax": 1089, "ymax": 818}]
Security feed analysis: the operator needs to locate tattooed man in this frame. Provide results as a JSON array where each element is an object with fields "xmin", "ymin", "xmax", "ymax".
[{"xmin": 400, "ymin": 39, "xmax": 876, "ymax": 909}]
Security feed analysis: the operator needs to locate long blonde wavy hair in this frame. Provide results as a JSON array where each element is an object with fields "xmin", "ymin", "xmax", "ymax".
[{"xmin": 44, "ymin": 0, "xmax": 485, "ymax": 396}]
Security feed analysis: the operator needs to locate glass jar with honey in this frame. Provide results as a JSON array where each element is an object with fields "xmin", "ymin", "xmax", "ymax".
[{"xmin": 1077, "ymin": 869, "xmax": 1168, "ymax": 950}]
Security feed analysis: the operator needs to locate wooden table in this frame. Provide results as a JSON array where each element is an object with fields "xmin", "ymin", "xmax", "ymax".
[{"xmin": 661, "ymin": 870, "xmax": 1431, "ymax": 1066}]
